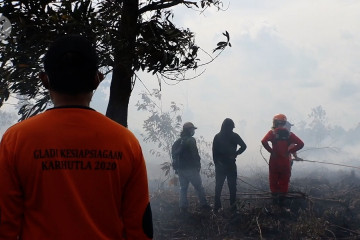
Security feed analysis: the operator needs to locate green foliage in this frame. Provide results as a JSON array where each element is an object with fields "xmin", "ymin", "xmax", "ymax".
[
  {"xmin": 196, "ymin": 135, "xmax": 215, "ymax": 178},
  {"xmin": 136, "ymin": 89, "xmax": 215, "ymax": 177},
  {"xmin": 136, "ymin": 89, "xmax": 183, "ymax": 160},
  {"xmin": 0, "ymin": 0, "xmax": 231, "ymax": 123},
  {"xmin": 136, "ymin": 89, "xmax": 183, "ymax": 176},
  {"xmin": 136, "ymin": 11, "xmax": 198, "ymax": 74},
  {"xmin": 213, "ymin": 31, "xmax": 231, "ymax": 52},
  {"xmin": 0, "ymin": 0, "xmax": 100, "ymax": 119}
]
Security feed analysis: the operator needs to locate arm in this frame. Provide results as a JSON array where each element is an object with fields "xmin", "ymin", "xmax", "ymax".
[
  {"xmin": 288, "ymin": 133, "xmax": 304, "ymax": 154},
  {"xmin": 235, "ymin": 134, "xmax": 247, "ymax": 156},
  {"xmin": 0, "ymin": 135, "xmax": 23, "ymax": 239},
  {"xmin": 122, "ymin": 143, "xmax": 153, "ymax": 239},
  {"xmin": 189, "ymin": 137, "xmax": 201, "ymax": 169},
  {"xmin": 261, "ymin": 130, "xmax": 273, "ymax": 153},
  {"xmin": 212, "ymin": 135, "xmax": 220, "ymax": 164}
]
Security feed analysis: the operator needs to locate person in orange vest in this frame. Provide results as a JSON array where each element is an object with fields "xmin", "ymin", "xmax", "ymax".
[
  {"xmin": 261, "ymin": 114, "xmax": 304, "ymax": 205},
  {"xmin": 0, "ymin": 35, "xmax": 153, "ymax": 239}
]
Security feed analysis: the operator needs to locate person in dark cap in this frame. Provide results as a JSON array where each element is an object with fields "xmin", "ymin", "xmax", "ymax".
[
  {"xmin": 0, "ymin": 35, "xmax": 153, "ymax": 239},
  {"xmin": 212, "ymin": 118, "xmax": 247, "ymax": 212},
  {"xmin": 176, "ymin": 122, "xmax": 210, "ymax": 212}
]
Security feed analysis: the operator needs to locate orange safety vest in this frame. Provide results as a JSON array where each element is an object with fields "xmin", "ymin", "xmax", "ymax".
[{"xmin": 0, "ymin": 107, "xmax": 152, "ymax": 240}]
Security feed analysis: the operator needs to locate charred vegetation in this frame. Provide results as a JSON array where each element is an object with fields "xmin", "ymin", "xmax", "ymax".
[{"xmin": 150, "ymin": 170, "xmax": 360, "ymax": 239}]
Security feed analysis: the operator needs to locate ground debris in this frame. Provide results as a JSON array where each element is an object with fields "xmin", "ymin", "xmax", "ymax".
[{"xmin": 150, "ymin": 173, "xmax": 360, "ymax": 239}]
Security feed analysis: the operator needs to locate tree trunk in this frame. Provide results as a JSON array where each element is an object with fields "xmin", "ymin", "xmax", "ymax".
[{"xmin": 105, "ymin": 0, "xmax": 139, "ymax": 127}]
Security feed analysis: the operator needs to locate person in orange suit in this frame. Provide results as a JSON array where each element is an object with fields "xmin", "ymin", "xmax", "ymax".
[
  {"xmin": 0, "ymin": 35, "xmax": 153, "ymax": 239},
  {"xmin": 261, "ymin": 114, "xmax": 304, "ymax": 205}
]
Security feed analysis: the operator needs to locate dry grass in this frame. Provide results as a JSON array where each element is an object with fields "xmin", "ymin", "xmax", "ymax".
[{"xmin": 150, "ymin": 171, "xmax": 360, "ymax": 239}]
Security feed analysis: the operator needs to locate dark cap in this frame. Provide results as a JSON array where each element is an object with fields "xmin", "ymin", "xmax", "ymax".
[{"xmin": 183, "ymin": 122, "xmax": 197, "ymax": 130}]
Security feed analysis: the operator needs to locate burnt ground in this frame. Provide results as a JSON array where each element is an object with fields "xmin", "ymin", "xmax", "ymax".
[{"xmin": 150, "ymin": 171, "xmax": 360, "ymax": 240}]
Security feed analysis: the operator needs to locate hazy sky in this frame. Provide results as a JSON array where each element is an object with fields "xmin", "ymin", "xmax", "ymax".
[
  {"xmin": 2, "ymin": 0, "xmax": 360, "ymax": 173},
  {"xmin": 90, "ymin": 0, "xmax": 360, "ymax": 167}
]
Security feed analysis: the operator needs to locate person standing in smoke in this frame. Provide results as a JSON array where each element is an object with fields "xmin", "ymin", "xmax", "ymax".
[
  {"xmin": 261, "ymin": 114, "xmax": 304, "ymax": 205},
  {"xmin": 212, "ymin": 118, "xmax": 247, "ymax": 212},
  {"xmin": 177, "ymin": 122, "xmax": 210, "ymax": 212}
]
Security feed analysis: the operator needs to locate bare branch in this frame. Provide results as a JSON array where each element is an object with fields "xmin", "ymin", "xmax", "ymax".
[{"xmin": 139, "ymin": 0, "xmax": 197, "ymax": 14}]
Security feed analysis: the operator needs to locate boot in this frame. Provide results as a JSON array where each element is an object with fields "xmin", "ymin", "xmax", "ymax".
[
  {"xmin": 278, "ymin": 194, "xmax": 286, "ymax": 207},
  {"xmin": 272, "ymin": 193, "xmax": 279, "ymax": 205}
]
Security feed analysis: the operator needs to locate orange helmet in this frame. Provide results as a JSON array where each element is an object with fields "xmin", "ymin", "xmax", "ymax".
[
  {"xmin": 272, "ymin": 114, "xmax": 287, "ymax": 129},
  {"xmin": 273, "ymin": 114, "xmax": 287, "ymax": 122}
]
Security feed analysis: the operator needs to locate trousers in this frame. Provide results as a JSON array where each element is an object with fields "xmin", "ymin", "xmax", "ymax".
[
  {"xmin": 178, "ymin": 168, "xmax": 208, "ymax": 209},
  {"xmin": 269, "ymin": 158, "xmax": 291, "ymax": 193},
  {"xmin": 214, "ymin": 161, "xmax": 237, "ymax": 209}
]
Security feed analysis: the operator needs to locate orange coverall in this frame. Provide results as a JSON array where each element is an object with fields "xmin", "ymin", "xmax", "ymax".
[
  {"xmin": 261, "ymin": 128, "xmax": 304, "ymax": 194},
  {"xmin": 0, "ymin": 107, "xmax": 152, "ymax": 240}
]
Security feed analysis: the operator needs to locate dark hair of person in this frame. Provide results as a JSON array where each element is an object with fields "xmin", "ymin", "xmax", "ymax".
[
  {"xmin": 44, "ymin": 35, "xmax": 98, "ymax": 94},
  {"xmin": 220, "ymin": 118, "xmax": 235, "ymax": 136}
]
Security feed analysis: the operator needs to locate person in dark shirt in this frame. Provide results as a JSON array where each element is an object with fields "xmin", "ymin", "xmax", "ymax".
[
  {"xmin": 212, "ymin": 118, "xmax": 247, "ymax": 211},
  {"xmin": 177, "ymin": 122, "xmax": 210, "ymax": 212}
]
